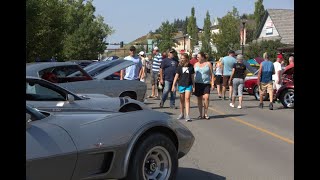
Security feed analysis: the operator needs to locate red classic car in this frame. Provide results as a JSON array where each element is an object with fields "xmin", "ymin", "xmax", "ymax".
[
  {"xmin": 276, "ymin": 66, "xmax": 294, "ymax": 108},
  {"xmin": 244, "ymin": 65, "xmax": 294, "ymax": 108}
]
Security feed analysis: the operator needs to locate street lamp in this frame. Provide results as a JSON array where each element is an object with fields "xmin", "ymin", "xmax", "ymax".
[
  {"xmin": 241, "ymin": 18, "xmax": 247, "ymax": 55},
  {"xmin": 183, "ymin": 34, "xmax": 188, "ymax": 50}
]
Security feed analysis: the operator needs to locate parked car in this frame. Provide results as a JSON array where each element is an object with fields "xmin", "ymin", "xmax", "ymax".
[
  {"xmin": 26, "ymin": 61, "xmax": 147, "ymax": 102},
  {"xmin": 26, "ymin": 76, "xmax": 148, "ymax": 112},
  {"xmin": 102, "ymin": 56, "xmax": 119, "ymax": 61},
  {"xmin": 26, "ymin": 105, "xmax": 195, "ymax": 180},
  {"xmin": 276, "ymin": 65, "xmax": 294, "ymax": 108}
]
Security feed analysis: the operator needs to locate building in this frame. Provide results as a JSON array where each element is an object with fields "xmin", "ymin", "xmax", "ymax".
[{"xmin": 256, "ymin": 9, "xmax": 294, "ymax": 53}]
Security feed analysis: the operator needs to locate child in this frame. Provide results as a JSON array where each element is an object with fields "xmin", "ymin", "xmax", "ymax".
[{"xmin": 172, "ymin": 53, "xmax": 195, "ymax": 121}]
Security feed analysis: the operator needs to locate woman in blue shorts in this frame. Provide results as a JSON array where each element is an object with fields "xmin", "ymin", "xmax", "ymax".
[{"xmin": 172, "ymin": 53, "xmax": 195, "ymax": 121}]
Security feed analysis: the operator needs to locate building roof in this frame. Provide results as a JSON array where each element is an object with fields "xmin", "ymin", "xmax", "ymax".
[{"xmin": 256, "ymin": 9, "xmax": 294, "ymax": 45}]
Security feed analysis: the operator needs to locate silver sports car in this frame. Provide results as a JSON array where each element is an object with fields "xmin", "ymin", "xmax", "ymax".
[
  {"xmin": 26, "ymin": 60, "xmax": 146, "ymax": 102},
  {"xmin": 26, "ymin": 76, "xmax": 149, "ymax": 112},
  {"xmin": 26, "ymin": 105, "xmax": 195, "ymax": 180}
]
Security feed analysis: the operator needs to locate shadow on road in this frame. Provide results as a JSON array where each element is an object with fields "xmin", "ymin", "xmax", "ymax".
[
  {"xmin": 212, "ymin": 114, "xmax": 246, "ymax": 119},
  {"xmin": 177, "ymin": 167, "xmax": 226, "ymax": 180}
]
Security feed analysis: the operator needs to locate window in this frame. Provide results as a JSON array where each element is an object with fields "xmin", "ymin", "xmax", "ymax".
[{"xmin": 26, "ymin": 82, "xmax": 65, "ymax": 101}]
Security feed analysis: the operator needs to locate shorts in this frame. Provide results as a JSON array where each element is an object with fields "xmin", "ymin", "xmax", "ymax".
[
  {"xmin": 223, "ymin": 76, "xmax": 232, "ymax": 87},
  {"xmin": 194, "ymin": 83, "xmax": 211, "ymax": 97},
  {"xmin": 150, "ymin": 71, "xmax": 159, "ymax": 85},
  {"xmin": 232, "ymin": 78, "xmax": 244, "ymax": 97},
  {"xmin": 259, "ymin": 82, "xmax": 273, "ymax": 94},
  {"xmin": 178, "ymin": 85, "xmax": 192, "ymax": 93},
  {"xmin": 214, "ymin": 75, "xmax": 223, "ymax": 85}
]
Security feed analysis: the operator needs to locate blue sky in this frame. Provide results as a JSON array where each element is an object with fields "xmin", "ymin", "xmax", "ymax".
[{"xmin": 92, "ymin": 0, "xmax": 294, "ymax": 46}]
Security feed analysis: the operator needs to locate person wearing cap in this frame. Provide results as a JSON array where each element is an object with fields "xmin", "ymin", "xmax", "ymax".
[
  {"xmin": 120, "ymin": 46, "xmax": 142, "ymax": 80},
  {"xmin": 257, "ymin": 52, "xmax": 275, "ymax": 110},
  {"xmin": 159, "ymin": 48, "xmax": 179, "ymax": 108},
  {"xmin": 189, "ymin": 53, "xmax": 198, "ymax": 66},
  {"xmin": 221, "ymin": 50, "xmax": 237, "ymax": 101},
  {"xmin": 138, "ymin": 51, "xmax": 147, "ymax": 82},
  {"xmin": 148, "ymin": 46, "xmax": 163, "ymax": 98},
  {"xmin": 229, "ymin": 54, "xmax": 247, "ymax": 109},
  {"xmin": 272, "ymin": 54, "xmax": 284, "ymax": 91}
]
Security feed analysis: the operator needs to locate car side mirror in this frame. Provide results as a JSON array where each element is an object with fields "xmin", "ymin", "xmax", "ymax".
[
  {"xmin": 26, "ymin": 113, "xmax": 31, "ymax": 129},
  {"xmin": 67, "ymin": 94, "xmax": 75, "ymax": 103}
]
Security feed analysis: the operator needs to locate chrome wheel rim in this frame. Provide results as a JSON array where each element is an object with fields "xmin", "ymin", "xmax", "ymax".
[
  {"xmin": 143, "ymin": 146, "xmax": 171, "ymax": 180},
  {"xmin": 284, "ymin": 91, "xmax": 294, "ymax": 107}
]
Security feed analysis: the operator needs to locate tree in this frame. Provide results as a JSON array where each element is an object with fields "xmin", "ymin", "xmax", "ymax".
[
  {"xmin": 183, "ymin": 16, "xmax": 188, "ymax": 35},
  {"xmin": 26, "ymin": 0, "xmax": 67, "ymax": 62},
  {"xmin": 187, "ymin": 7, "xmax": 199, "ymax": 51},
  {"xmin": 212, "ymin": 7, "xmax": 240, "ymax": 58},
  {"xmin": 245, "ymin": 39, "xmax": 285, "ymax": 61},
  {"xmin": 200, "ymin": 11, "xmax": 212, "ymax": 57},
  {"xmin": 156, "ymin": 21, "xmax": 177, "ymax": 52},
  {"xmin": 254, "ymin": 0, "xmax": 265, "ymax": 32},
  {"xmin": 26, "ymin": 0, "xmax": 113, "ymax": 62},
  {"xmin": 62, "ymin": 0, "xmax": 113, "ymax": 60}
]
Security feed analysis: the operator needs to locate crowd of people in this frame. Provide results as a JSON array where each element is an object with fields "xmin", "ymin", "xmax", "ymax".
[{"xmin": 119, "ymin": 45, "xmax": 294, "ymax": 121}]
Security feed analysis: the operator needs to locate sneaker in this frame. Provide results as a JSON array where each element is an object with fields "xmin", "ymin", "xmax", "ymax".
[
  {"xmin": 159, "ymin": 101, "xmax": 164, "ymax": 108},
  {"xmin": 223, "ymin": 97, "xmax": 227, "ymax": 100},
  {"xmin": 269, "ymin": 103, "xmax": 273, "ymax": 110},
  {"xmin": 229, "ymin": 97, "xmax": 232, "ymax": 101},
  {"xmin": 185, "ymin": 115, "xmax": 192, "ymax": 122},
  {"xmin": 170, "ymin": 105, "xmax": 177, "ymax": 109},
  {"xmin": 259, "ymin": 103, "xmax": 263, "ymax": 109},
  {"xmin": 218, "ymin": 94, "xmax": 222, "ymax": 98},
  {"xmin": 177, "ymin": 114, "xmax": 184, "ymax": 120},
  {"xmin": 237, "ymin": 105, "xmax": 242, "ymax": 109},
  {"xmin": 229, "ymin": 103, "xmax": 235, "ymax": 108}
]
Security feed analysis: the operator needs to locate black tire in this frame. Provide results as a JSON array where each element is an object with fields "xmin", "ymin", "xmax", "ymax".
[
  {"xmin": 125, "ymin": 133, "xmax": 178, "ymax": 180},
  {"xmin": 253, "ymin": 86, "xmax": 269, "ymax": 101},
  {"xmin": 280, "ymin": 89, "xmax": 294, "ymax": 108}
]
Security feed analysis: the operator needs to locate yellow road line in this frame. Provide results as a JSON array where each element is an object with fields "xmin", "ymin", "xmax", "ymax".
[{"xmin": 190, "ymin": 99, "xmax": 294, "ymax": 144}]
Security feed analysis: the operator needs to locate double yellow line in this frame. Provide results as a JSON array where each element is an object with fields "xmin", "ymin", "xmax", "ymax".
[{"xmin": 190, "ymin": 99, "xmax": 294, "ymax": 144}]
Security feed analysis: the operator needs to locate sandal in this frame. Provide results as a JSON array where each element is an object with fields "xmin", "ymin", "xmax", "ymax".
[
  {"xmin": 148, "ymin": 95, "xmax": 155, "ymax": 98},
  {"xmin": 197, "ymin": 116, "xmax": 204, "ymax": 119},
  {"xmin": 204, "ymin": 115, "xmax": 210, "ymax": 120}
]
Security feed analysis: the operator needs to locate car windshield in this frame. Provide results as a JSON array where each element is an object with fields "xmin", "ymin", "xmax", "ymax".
[{"xmin": 85, "ymin": 60, "xmax": 124, "ymax": 77}]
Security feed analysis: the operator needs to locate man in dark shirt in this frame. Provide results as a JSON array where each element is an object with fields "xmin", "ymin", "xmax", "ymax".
[{"xmin": 159, "ymin": 49, "xmax": 178, "ymax": 108}]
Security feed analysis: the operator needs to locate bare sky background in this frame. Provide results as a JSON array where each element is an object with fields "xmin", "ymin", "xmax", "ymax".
[{"xmin": 92, "ymin": 0, "xmax": 294, "ymax": 45}]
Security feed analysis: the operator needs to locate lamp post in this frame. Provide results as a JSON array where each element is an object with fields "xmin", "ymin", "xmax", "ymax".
[
  {"xmin": 183, "ymin": 34, "xmax": 188, "ymax": 51},
  {"xmin": 241, "ymin": 18, "xmax": 247, "ymax": 55}
]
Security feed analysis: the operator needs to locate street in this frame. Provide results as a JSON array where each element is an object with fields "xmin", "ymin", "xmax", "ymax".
[{"xmin": 144, "ymin": 77, "xmax": 294, "ymax": 180}]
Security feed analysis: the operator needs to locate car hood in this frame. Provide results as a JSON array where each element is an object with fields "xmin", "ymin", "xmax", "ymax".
[{"xmin": 93, "ymin": 60, "xmax": 135, "ymax": 79}]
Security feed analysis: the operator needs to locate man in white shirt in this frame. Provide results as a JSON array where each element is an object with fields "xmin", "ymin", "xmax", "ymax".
[{"xmin": 272, "ymin": 54, "xmax": 283, "ymax": 90}]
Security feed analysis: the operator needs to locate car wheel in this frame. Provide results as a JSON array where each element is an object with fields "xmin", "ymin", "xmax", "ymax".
[
  {"xmin": 125, "ymin": 133, "xmax": 178, "ymax": 180},
  {"xmin": 280, "ymin": 89, "xmax": 294, "ymax": 108},
  {"xmin": 253, "ymin": 86, "xmax": 269, "ymax": 101}
]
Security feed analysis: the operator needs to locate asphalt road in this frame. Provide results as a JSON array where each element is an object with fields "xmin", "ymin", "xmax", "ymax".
[{"xmin": 143, "ymin": 75, "xmax": 294, "ymax": 180}]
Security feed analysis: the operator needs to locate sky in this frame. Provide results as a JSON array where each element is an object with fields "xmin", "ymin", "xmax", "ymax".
[{"xmin": 92, "ymin": 0, "xmax": 294, "ymax": 47}]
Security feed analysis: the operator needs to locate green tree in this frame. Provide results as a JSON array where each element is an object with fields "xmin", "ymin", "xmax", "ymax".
[
  {"xmin": 26, "ymin": 0, "xmax": 113, "ymax": 62},
  {"xmin": 62, "ymin": 0, "xmax": 113, "ymax": 60},
  {"xmin": 200, "ymin": 11, "xmax": 212, "ymax": 57},
  {"xmin": 187, "ymin": 7, "xmax": 199, "ymax": 51},
  {"xmin": 26, "ymin": 0, "xmax": 67, "ymax": 62},
  {"xmin": 254, "ymin": 0, "xmax": 265, "ymax": 31},
  {"xmin": 212, "ymin": 7, "xmax": 240, "ymax": 58},
  {"xmin": 245, "ymin": 39, "xmax": 285, "ymax": 61},
  {"xmin": 183, "ymin": 16, "xmax": 188, "ymax": 35},
  {"xmin": 156, "ymin": 21, "xmax": 177, "ymax": 52}
]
